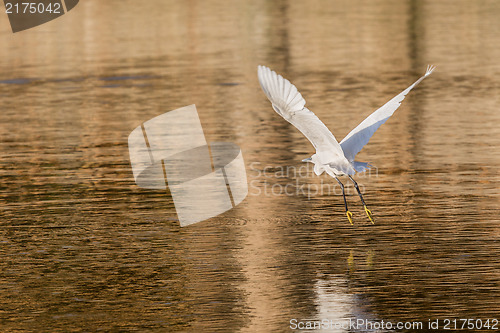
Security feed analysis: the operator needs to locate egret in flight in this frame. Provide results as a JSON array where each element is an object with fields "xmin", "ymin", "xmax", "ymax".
[{"xmin": 257, "ymin": 65, "xmax": 435, "ymax": 224}]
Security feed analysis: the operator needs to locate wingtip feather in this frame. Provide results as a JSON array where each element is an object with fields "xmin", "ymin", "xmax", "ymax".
[
  {"xmin": 257, "ymin": 65, "xmax": 306, "ymax": 113},
  {"xmin": 425, "ymin": 64, "xmax": 436, "ymax": 76}
]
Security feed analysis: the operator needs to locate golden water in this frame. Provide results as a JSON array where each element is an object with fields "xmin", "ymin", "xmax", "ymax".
[{"xmin": 1, "ymin": 0, "xmax": 499, "ymax": 331}]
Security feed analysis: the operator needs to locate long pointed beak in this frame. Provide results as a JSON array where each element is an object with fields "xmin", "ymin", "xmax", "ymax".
[{"xmin": 302, "ymin": 157, "xmax": 312, "ymax": 162}]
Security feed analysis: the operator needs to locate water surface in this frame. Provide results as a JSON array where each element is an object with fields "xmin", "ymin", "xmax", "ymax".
[{"xmin": 0, "ymin": 0, "xmax": 499, "ymax": 331}]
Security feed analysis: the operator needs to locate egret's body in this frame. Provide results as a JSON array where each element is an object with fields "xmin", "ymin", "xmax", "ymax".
[{"xmin": 258, "ymin": 65, "xmax": 435, "ymax": 224}]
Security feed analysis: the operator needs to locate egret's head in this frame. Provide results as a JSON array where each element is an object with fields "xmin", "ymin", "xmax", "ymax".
[
  {"xmin": 302, "ymin": 154, "xmax": 322, "ymax": 164},
  {"xmin": 301, "ymin": 154, "xmax": 325, "ymax": 175},
  {"xmin": 302, "ymin": 154, "xmax": 316, "ymax": 163}
]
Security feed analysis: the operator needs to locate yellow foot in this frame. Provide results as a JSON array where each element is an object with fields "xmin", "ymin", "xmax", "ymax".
[
  {"xmin": 346, "ymin": 210, "xmax": 353, "ymax": 225},
  {"xmin": 364, "ymin": 205, "xmax": 375, "ymax": 224}
]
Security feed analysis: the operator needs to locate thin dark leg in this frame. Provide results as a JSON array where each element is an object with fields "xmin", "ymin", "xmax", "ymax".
[
  {"xmin": 348, "ymin": 175, "xmax": 374, "ymax": 224},
  {"xmin": 334, "ymin": 176, "xmax": 353, "ymax": 225},
  {"xmin": 348, "ymin": 175, "xmax": 366, "ymax": 205}
]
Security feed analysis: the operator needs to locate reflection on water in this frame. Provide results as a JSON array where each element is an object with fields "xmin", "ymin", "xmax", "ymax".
[{"xmin": 1, "ymin": 0, "xmax": 499, "ymax": 331}]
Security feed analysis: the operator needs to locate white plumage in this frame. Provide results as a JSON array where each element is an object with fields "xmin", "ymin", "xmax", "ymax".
[
  {"xmin": 339, "ymin": 65, "xmax": 436, "ymax": 162},
  {"xmin": 257, "ymin": 65, "xmax": 435, "ymax": 176},
  {"xmin": 257, "ymin": 64, "xmax": 435, "ymax": 224}
]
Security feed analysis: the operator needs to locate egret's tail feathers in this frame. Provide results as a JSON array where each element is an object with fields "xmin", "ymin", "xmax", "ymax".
[
  {"xmin": 353, "ymin": 161, "xmax": 372, "ymax": 173},
  {"xmin": 425, "ymin": 65, "xmax": 436, "ymax": 76},
  {"xmin": 257, "ymin": 65, "xmax": 306, "ymax": 114}
]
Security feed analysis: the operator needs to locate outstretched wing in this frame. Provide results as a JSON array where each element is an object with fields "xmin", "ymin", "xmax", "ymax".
[
  {"xmin": 257, "ymin": 65, "xmax": 344, "ymax": 160},
  {"xmin": 340, "ymin": 65, "xmax": 436, "ymax": 162}
]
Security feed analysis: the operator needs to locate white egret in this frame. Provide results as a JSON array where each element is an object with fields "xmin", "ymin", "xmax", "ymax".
[{"xmin": 257, "ymin": 65, "xmax": 435, "ymax": 224}]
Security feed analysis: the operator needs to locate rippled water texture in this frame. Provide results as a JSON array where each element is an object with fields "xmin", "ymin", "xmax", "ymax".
[{"xmin": 1, "ymin": 0, "xmax": 499, "ymax": 331}]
